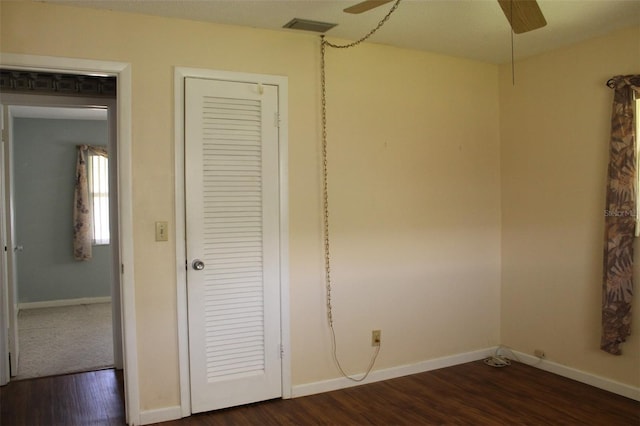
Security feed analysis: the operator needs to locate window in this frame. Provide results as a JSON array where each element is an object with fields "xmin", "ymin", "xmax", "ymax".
[{"xmin": 88, "ymin": 153, "xmax": 110, "ymax": 245}]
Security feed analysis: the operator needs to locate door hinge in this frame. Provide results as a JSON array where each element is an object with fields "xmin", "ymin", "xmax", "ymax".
[
  {"xmin": 274, "ymin": 112, "xmax": 280, "ymax": 128},
  {"xmin": 280, "ymin": 344, "xmax": 284, "ymax": 359},
  {"xmin": 121, "ymin": 264, "xmax": 124, "ymax": 274}
]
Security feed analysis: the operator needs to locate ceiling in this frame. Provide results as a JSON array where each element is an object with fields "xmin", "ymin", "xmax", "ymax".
[{"xmin": 44, "ymin": 0, "xmax": 640, "ymax": 64}]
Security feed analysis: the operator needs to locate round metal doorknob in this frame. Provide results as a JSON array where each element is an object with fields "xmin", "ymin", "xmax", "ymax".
[{"xmin": 192, "ymin": 259, "xmax": 205, "ymax": 270}]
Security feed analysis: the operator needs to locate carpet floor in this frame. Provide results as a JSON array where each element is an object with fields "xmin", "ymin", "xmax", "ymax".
[{"xmin": 15, "ymin": 303, "xmax": 114, "ymax": 380}]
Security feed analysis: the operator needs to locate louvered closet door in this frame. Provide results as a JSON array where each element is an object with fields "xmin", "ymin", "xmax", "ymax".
[{"xmin": 185, "ymin": 77, "xmax": 281, "ymax": 413}]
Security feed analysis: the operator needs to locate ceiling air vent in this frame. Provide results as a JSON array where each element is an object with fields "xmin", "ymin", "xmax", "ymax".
[{"xmin": 283, "ymin": 18, "xmax": 337, "ymax": 33}]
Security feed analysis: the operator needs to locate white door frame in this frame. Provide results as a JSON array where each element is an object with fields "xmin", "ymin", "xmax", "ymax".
[
  {"xmin": 0, "ymin": 105, "xmax": 9, "ymax": 386},
  {"xmin": 0, "ymin": 53, "xmax": 140, "ymax": 425},
  {"xmin": 174, "ymin": 67, "xmax": 291, "ymax": 416}
]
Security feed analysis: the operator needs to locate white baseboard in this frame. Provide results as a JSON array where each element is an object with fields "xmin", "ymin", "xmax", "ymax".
[
  {"xmin": 134, "ymin": 347, "xmax": 638, "ymax": 424},
  {"xmin": 18, "ymin": 296, "xmax": 112, "ymax": 310},
  {"xmin": 512, "ymin": 350, "xmax": 640, "ymax": 401},
  {"xmin": 139, "ymin": 405, "xmax": 183, "ymax": 425},
  {"xmin": 292, "ymin": 347, "xmax": 495, "ymax": 398}
]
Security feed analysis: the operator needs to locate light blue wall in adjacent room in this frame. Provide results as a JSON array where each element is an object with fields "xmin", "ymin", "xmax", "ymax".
[{"xmin": 13, "ymin": 117, "xmax": 112, "ymax": 303}]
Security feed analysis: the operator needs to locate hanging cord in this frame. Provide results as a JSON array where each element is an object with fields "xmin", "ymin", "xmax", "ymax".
[
  {"xmin": 320, "ymin": 0, "xmax": 401, "ymax": 382},
  {"xmin": 510, "ymin": 0, "xmax": 515, "ymax": 86},
  {"xmin": 323, "ymin": 0, "xmax": 402, "ymax": 49}
]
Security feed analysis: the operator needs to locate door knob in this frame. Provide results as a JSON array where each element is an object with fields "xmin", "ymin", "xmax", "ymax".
[{"xmin": 192, "ymin": 259, "xmax": 205, "ymax": 270}]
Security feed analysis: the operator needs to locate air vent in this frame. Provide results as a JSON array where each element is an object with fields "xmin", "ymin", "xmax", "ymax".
[{"xmin": 283, "ymin": 18, "xmax": 337, "ymax": 33}]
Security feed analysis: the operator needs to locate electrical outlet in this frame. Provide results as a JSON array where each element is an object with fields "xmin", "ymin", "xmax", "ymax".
[
  {"xmin": 371, "ymin": 330, "xmax": 381, "ymax": 346},
  {"xmin": 534, "ymin": 349, "xmax": 545, "ymax": 358}
]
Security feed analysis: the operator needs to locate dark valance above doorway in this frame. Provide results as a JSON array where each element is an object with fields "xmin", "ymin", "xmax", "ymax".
[{"xmin": 0, "ymin": 70, "xmax": 116, "ymax": 98}]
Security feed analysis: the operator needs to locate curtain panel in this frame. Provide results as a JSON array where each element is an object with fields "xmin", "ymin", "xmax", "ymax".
[
  {"xmin": 601, "ymin": 75, "xmax": 640, "ymax": 355},
  {"xmin": 73, "ymin": 144, "xmax": 108, "ymax": 261}
]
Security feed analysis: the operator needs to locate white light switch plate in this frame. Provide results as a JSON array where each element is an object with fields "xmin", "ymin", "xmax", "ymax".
[{"xmin": 155, "ymin": 221, "xmax": 168, "ymax": 242}]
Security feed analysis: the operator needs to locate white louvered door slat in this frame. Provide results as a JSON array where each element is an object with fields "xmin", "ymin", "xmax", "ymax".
[{"xmin": 185, "ymin": 77, "xmax": 281, "ymax": 413}]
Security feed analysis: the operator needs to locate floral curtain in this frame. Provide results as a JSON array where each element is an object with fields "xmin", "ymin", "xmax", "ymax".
[
  {"xmin": 73, "ymin": 144, "xmax": 108, "ymax": 261},
  {"xmin": 601, "ymin": 75, "xmax": 640, "ymax": 355}
]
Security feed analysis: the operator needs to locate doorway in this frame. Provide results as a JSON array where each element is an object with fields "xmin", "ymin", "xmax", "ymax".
[
  {"xmin": 0, "ymin": 54, "xmax": 138, "ymax": 425},
  {"xmin": 6, "ymin": 104, "xmax": 119, "ymax": 379}
]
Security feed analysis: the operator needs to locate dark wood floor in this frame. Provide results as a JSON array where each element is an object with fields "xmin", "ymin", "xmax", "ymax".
[
  {"xmin": 0, "ymin": 368, "xmax": 125, "ymax": 426},
  {"xmin": 160, "ymin": 361, "xmax": 639, "ymax": 426},
  {"xmin": 1, "ymin": 361, "xmax": 638, "ymax": 425}
]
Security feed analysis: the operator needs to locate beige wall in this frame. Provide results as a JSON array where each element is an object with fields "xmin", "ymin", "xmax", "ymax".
[
  {"xmin": 1, "ymin": 1, "xmax": 502, "ymax": 411},
  {"xmin": 314, "ymin": 42, "xmax": 501, "ymax": 378},
  {"xmin": 500, "ymin": 26, "xmax": 640, "ymax": 387}
]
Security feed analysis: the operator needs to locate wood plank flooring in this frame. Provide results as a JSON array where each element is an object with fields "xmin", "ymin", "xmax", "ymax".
[
  {"xmin": 1, "ymin": 368, "xmax": 125, "ymax": 426},
  {"xmin": 161, "ymin": 360, "xmax": 639, "ymax": 426},
  {"xmin": 1, "ymin": 361, "xmax": 638, "ymax": 425}
]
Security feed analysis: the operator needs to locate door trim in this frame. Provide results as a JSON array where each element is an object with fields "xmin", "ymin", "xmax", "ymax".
[
  {"xmin": 174, "ymin": 67, "xmax": 290, "ymax": 417},
  {"xmin": 0, "ymin": 107, "xmax": 8, "ymax": 386},
  {"xmin": 0, "ymin": 53, "xmax": 140, "ymax": 425}
]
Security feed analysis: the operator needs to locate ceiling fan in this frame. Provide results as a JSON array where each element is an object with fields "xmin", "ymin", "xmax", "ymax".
[{"xmin": 343, "ymin": 0, "xmax": 547, "ymax": 34}]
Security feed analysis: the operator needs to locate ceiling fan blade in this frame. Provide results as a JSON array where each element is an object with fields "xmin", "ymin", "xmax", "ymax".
[
  {"xmin": 344, "ymin": 0, "xmax": 394, "ymax": 14},
  {"xmin": 497, "ymin": 0, "xmax": 547, "ymax": 34}
]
